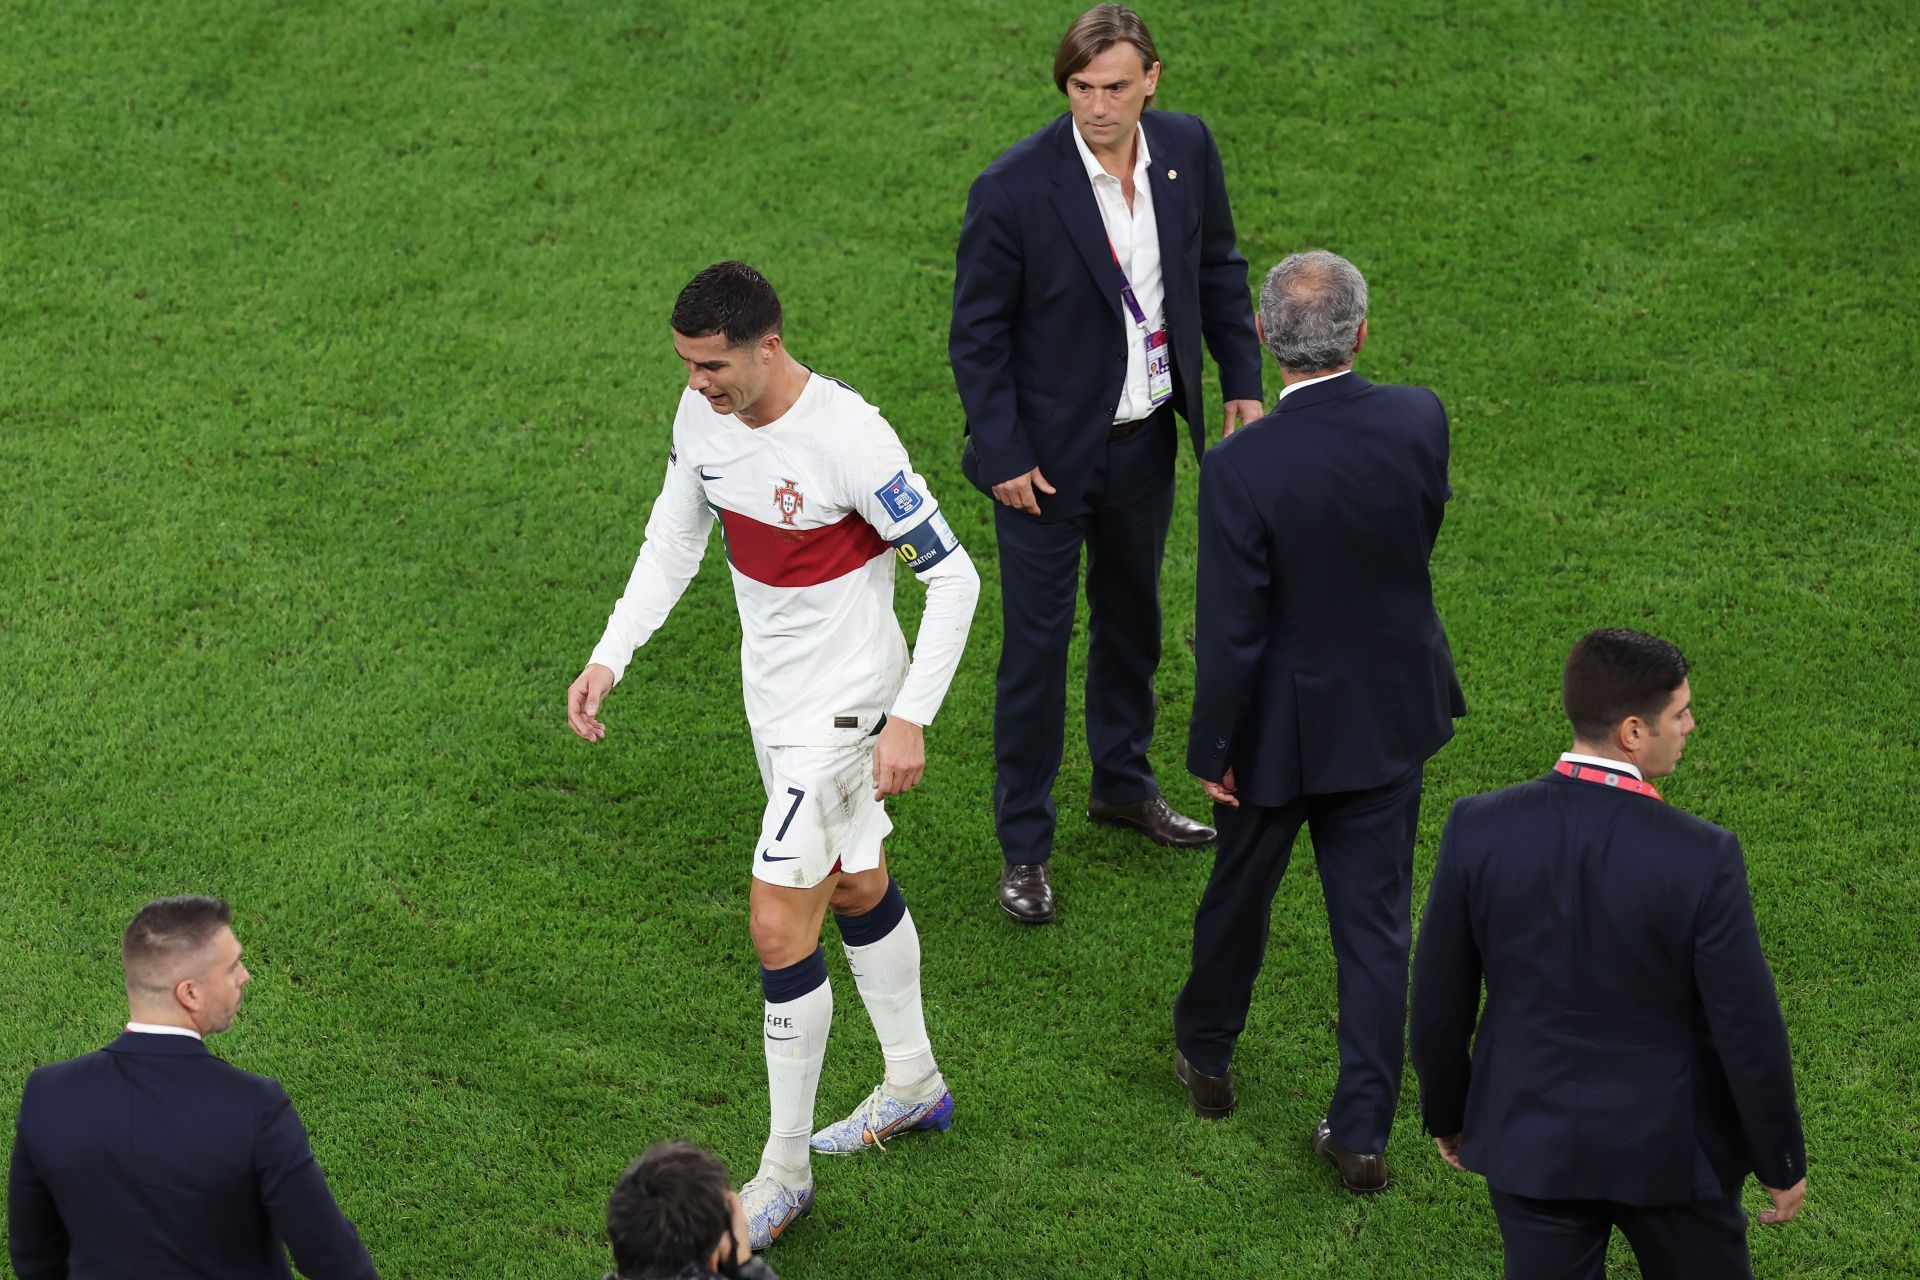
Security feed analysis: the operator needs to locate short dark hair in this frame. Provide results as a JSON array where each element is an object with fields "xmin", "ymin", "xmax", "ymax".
[
  {"xmin": 670, "ymin": 261, "xmax": 782, "ymax": 347},
  {"xmin": 1054, "ymin": 4, "xmax": 1160, "ymax": 101},
  {"xmin": 1562, "ymin": 628, "xmax": 1690, "ymax": 742},
  {"xmin": 606, "ymin": 1141, "xmax": 734, "ymax": 1279},
  {"xmin": 122, "ymin": 896, "xmax": 233, "ymax": 995}
]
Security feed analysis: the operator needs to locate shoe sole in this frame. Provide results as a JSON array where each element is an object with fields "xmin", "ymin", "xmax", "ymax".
[
  {"xmin": 999, "ymin": 897, "xmax": 1056, "ymax": 924},
  {"xmin": 1086, "ymin": 811, "xmax": 1216, "ymax": 848}
]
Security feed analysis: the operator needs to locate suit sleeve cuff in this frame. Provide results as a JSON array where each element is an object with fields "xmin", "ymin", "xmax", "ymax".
[
  {"xmin": 968, "ymin": 435, "xmax": 1038, "ymax": 489},
  {"xmin": 1186, "ymin": 736, "xmax": 1230, "ymax": 782},
  {"xmin": 1221, "ymin": 368, "xmax": 1264, "ymax": 405}
]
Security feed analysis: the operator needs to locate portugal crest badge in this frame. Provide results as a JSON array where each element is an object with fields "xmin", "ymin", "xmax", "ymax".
[{"xmin": 772, "ymin": 478, "xmax": 805, "ymax": 526}]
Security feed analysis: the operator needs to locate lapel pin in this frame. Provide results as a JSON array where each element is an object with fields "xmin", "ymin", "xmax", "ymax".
[{"xmin": 1167, "ymin": 168, "xmax": 1178, "ymax": 180}]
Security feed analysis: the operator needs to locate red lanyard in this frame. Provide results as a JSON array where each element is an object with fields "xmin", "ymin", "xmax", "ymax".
[{"xmin": 1554, "ymin": 760, "xmax": 1663, "ymax": 802}]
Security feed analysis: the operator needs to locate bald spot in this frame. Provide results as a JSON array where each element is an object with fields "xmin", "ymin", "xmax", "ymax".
[{"xmin": 1281, "ymin": 261, "xmax": 1335, "ymax": 305}]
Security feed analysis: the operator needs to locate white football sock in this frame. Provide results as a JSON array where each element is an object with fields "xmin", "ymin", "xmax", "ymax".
[
  {"xmin": 843, "ymin": 905, "xmax": 940, "ymax": 1097},
  {"xmin": 760, "ymin": 971, "xmax": 830, "ymax": 1178}
]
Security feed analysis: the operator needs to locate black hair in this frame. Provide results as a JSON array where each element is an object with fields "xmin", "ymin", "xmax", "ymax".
[
  {"xmin": 670, "ymin": 261, "xmax": 783, "ymax": 347},
  {"xmin": 122, "ymin": 896, "xmax": 233, "ymax": 993},
  {"xmin": 606, "ymin": 1141, "xmax": 734, "ymax": 1279},
  {"xmin": 1562, "ymin": 628, "xmax": 1690, "ymax": 742}
]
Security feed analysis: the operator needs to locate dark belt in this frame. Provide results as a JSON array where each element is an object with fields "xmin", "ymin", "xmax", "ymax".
[{"xmin": 1110, "ymin": 402, "xmax": 1172, "ymax": 441}]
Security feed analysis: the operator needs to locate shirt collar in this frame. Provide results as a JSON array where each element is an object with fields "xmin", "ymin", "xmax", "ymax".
[
  {"xmin": 1558, "ymin": 751, "xmax": 1643, "ymax": 782},
  {"xmin": 1071, "ymin": 119, "xmax": 1151, "ymax": 186},
  {"xmin": 125, "ymin": 1021, "xmax": 203, "ymax": 1041},
  {"xmin": 1277, "ymin": 369, "xmax": 1353, "ymax": 402}
]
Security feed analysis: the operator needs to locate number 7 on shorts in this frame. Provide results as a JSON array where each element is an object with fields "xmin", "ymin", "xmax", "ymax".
[{"xmin": 774, "ymin": 787, "xmax": 805, "ymax": 842}]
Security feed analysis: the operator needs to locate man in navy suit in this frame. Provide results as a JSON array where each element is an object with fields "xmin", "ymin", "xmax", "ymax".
[
  {"xmin": 7, "ymin": 896, "xmax": 379, "ymax": 1280},
  {"xmin": 951, "ymin": 4, "xmax": 1264, "ymax": 924},
  {"xmin": 1411, "ymin": 629, "xmax": 1806, "ymax": 1278},
  {"xmin": 1170, "ymin": 250, "xmax": 1465, "ymax": 1195}
]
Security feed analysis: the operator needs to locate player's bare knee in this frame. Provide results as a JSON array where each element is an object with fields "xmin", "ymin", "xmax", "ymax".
[{"xmin": 748, "ymin": 906, "xmax": 804, "ymax": 968}]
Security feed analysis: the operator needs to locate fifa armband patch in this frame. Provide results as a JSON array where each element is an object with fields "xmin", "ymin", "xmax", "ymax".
[
  {"xmin": 890, "ymin": 511, "xmax": 960, "ymax": 574},
  {"xmin": 874, "ymin": 470, "xmax": 925, "ymax": 521}
]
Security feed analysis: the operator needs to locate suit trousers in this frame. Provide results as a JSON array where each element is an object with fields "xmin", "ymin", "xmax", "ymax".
[
  {"xmin": 1489, "ymin": 1186, "xmax": 1753, "ymax": 1280},
  {"xmin": 989, "ymin": 404, "xmax": 1176, "ymax": 865},
  {"xmin": 1173, "ymin": 767, "xmax": 1422, "ymax": 1152}
]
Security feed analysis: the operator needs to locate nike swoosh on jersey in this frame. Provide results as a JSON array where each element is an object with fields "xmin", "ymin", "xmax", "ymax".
[
  {"xmin": 759, "ymin": 849, "xmax": 800, "ymax": 863},
  {"xmin": 700, "ymin": 468, "xmax": 723, "ymax": 480}
]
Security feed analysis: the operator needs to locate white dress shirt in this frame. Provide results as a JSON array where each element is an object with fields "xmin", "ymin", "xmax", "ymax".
[
  {"xmin": 1558, "ymin": 751, "xmax": 1644, "ymax": 781},
  {"xmin": 1073, "ymin": 121, "xmax": 1165, "ymax": 424},
  {"xmin": 125, "ymin": 1021, "xmax": 203, "ymax": 1040},
  {"xmin": 1277, "ymin": 368, "xmax": 1353, "ymax": 402}
]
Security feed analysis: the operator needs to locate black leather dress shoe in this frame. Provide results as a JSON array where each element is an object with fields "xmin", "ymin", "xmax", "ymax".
[
  {"xmin": 999, "ymin": 862, "xmax": 1055, "ymax": 924},
  {"xmin": 1311, "ymin": 1117, "xmax": 1388, "ymax": 1192},
  {"xmin": 1087, "ymin": 794, "xmax": 1216, "ymax": 848},
  {"xmin": 1174, "ymin": 1050, "xmax": 1236, "ymax": 1119}
]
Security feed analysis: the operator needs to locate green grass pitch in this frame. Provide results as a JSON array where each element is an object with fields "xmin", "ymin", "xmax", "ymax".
[{"xmin": 3, "ymin": 2, "xmax": 1917, "ymax": 1276}]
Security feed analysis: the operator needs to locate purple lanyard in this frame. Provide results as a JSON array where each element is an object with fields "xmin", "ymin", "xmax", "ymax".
[{"xmin": 1106, "ymin": 235, "xmax": 1151, "ymax": 329}]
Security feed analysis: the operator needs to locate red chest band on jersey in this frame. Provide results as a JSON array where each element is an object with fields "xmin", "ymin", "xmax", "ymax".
[
  {"xmin": 717, "ymin": 507, "xmax": 889, "ymax": 588},
  {"xmin": 1553, "ymin": 761, "xmax": 1663, "ymax": 803}
]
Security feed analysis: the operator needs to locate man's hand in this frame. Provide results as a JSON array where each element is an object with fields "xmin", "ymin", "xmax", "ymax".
[
  {"xmin": 1196, "ymin": 767, "xmax": 1239, "ymax": 808},
  {"xmin": 991, "ymin": 466, "xmax": 1055, "ymax": 516},
  {"xmin": 566, "ymin": 663, "xmax": 615, "ymax": 741},
  {"xmin": 1435, "ymin": 1133, "xmax": 1467, "ymax": 1172},
  {"xmin": 1222, "ymin": 399, "xmax": 1265, "ymax": 437},
  {"xmin": 1759, "ymin": 1178, "xmax": 1806, "ymax": 1224},
  {"xmin": 872, "ymin": 716, "xmax": 926, "ymax": 800}
]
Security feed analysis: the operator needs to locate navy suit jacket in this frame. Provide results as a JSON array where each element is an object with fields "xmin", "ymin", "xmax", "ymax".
[
  {"xmin": 1186, "ymin": 374, "xmax": 1464, "ymax": 804},
  {"xmin": 1410, "ymin": 774, "xmax": 1806, "ymax": 1205},
  {"xmin": 8, "ymin": 1031, "xmax": 379, "ymax": 1280},
  {"xmin": 950, "ymin": 111, "xmax": 1262, "ymax": 514}
]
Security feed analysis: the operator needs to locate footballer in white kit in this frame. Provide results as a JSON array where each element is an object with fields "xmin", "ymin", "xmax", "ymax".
[{"xmin": 566, "ymin": 262, "xmax": 980, "ymax": 1251}]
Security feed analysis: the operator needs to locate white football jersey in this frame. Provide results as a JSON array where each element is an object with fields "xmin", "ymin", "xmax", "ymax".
[{"xmin": 590, "ymin": 372, "xmax": 977, "ymax": 747}]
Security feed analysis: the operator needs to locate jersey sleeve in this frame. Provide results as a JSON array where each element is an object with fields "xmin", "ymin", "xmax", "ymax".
[
  {"xmin": 588, "ymin": 419, "xmax": 716, "ymax": 684},
  {"xmin": 845, "ymin": 418, "xmax": 962, "ymax": 570},
  {"xmin": 843, "ymin": 414, "xmax": 979, "ymax": 727}
]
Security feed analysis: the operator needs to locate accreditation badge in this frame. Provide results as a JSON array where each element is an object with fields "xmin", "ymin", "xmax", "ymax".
[{"xmin": 1145, "ymin": 327, "xmax": 1173, "ymax": 407}]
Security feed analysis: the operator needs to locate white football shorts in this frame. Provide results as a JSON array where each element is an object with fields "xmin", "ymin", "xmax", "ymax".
[{"xmin": 749, "ymin": 735, "xmax": 892, "ymax": 889}]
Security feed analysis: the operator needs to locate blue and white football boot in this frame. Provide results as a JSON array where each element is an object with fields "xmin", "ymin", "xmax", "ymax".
[
  {"xmin": 809, "ymin": 1073, "xmax": 955, "ymax": 1154},
  {"xmin": 740, "ymin": 1164, "xmax": 814, "ymax": 1251}
]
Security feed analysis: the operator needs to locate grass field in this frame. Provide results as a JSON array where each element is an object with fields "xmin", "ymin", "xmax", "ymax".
[{"xmin": 4, "ymin": 1, "xmax": 1918, "ymax": 1276}]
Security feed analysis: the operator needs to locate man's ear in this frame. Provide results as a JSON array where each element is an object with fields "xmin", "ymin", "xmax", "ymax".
[
  {"xmin": 1254, "ymin": 312, "xmax": 1266, "ymax": 348},
  {"xmin": 1352, "ymin": 317, "xmax": 1369, "ymax": 359}
]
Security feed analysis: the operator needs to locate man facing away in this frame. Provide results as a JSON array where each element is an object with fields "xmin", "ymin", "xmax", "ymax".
[
  {"xmin": 7, "ymin": 896, "xmax": 379, "ymax": 1280},
  {"xmin": 1412, "ymin": 629, "xmax": 1805, "ymax": 1279},
  {"xmin": 604, "ymin": 1141, "xmax": 778, "ymax": 1280},
  {"xmin": 950, "ymin": 3, "xmax": 1265, "ymax": 923},
  {"xmin": 566, "ymin": 262, "xmax": 980, "ymax": 1249},
  {"xmin": 1171, "ymin": 251, "xmax": 1466, "ymax": 1195}
]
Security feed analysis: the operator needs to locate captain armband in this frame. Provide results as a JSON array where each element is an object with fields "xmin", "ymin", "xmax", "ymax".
[{"xmin": 888, "ymin": 510, "xmax": 961, "ymax": 574}]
